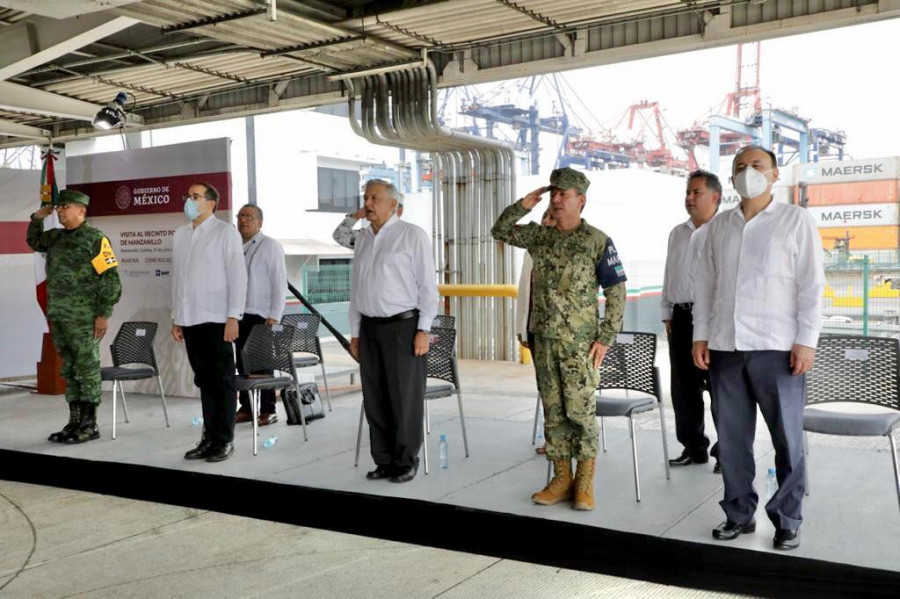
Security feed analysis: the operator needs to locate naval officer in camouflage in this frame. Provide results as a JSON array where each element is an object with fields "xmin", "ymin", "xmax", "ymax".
[
  {"xmin": 492, "ymin": 167, "xmax": 626, "ymax": 511},
  {"xmin": 27, "ymin": 189, "xmax": 122, "ymax": 444}
]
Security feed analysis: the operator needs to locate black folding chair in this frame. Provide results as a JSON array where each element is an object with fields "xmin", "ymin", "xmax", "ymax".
[
  {"xmin": 236, "ymin": 323, "xmax": 308, "ymax": 455},
  {"xmin": 433, "ymin": 314, "xmax": 456, "ymax": 330},
  {"xmin": 804, "ymin": 335, "xmax": 900, "ymax": 513},
  {"xmin": 100, "ymin": 321, "xmax": 169, "ymax": 440},
  {"xmin": 593, "ymin": 332, "xmax": 671, "ymax": 502},
  {"xmin": 353, "ymin": 327, "xmax": 470, "ymax": 475},
  {"xmin": 281, "ymin": 313, "xmax": 332, "ymax": 411}
]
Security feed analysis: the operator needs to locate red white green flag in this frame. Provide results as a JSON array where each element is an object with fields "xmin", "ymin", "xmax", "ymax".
[{"xmin": 34, "ymin": 148, "xmax": 59, "ymax": 316}]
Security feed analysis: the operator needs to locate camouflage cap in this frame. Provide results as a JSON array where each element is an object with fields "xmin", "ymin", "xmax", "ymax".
[
  {"xmin": 55, "ymin": 189, "xmax": 90, "ymax": 206},
  {"xmin": 549, "ymin": 167, "xmax": 590, "ymax": 194}
]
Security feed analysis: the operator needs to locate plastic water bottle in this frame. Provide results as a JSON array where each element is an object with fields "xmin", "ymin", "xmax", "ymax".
[
  {"xmin": 263, "ymin": 436, "xmax": 278, "ymax": 449},
  {"xmin": 439, "ymin": 434, "xmax": 449, "ymax": 470},
  {"xmin": 765, "ymin": 467, "xmax": 778, "ymax": 499},
  {"xmin": 191, "ymin": 416, "xmax": 203, "ymax": 427}
]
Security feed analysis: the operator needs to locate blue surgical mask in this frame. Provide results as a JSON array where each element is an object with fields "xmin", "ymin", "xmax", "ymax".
[{"xmin": 184, "ymin": 198, "xmax": 200, "ymax": 221}]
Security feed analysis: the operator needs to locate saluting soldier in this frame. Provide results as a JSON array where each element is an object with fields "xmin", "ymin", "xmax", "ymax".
[
  {"xmin": 492, "ymin": 167, "xmax": 627, "ymax": 511},
  {"xmin": 27, "ymin": 189, "xmax": 122, "ymax": 444}
]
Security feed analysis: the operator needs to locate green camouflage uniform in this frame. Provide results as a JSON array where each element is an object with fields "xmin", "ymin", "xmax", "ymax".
[
  {"xmin": 27, "ymin": 197, "xmax": 122, "ymax": 406},
  {"xmin": 492, "ymin": 173, "xmax": 626, "ymax": 461}
]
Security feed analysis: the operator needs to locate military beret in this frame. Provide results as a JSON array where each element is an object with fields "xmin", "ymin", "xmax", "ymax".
[
  {"xmin": 549, "ymin": 167, "xmax": 590, "ymax": 194},
  {"xmin": 55, "ymin": 189, "xmax": 90, "ymax": 206}
]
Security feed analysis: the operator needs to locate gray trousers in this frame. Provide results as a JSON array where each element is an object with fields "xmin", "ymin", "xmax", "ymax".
[{"xmin": 709, "ymin": 350, "xmax": 806, "ymax": 530}]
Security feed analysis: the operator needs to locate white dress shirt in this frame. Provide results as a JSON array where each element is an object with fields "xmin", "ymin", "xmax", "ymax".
[
  {"xmin": 660, "ymin": 219, "xmax": 710, "ymax": 320},
  {"xmin": 172, "ymin": 215, "xmax": 247, "ymax": 327},
  {"xmin": 243, "ymin": 232, "xmax": 287, "ymax": 321},
  {"xmin": 516, "ymin": 252, "xmax": 534, "ymax": 339},
  {"xmin": 349, "ymin": 214, "xmax": 438, "ymax": 337},
  {"xmin": 693, "ymin": 200, "xmax": 825, "ymax": 351}
]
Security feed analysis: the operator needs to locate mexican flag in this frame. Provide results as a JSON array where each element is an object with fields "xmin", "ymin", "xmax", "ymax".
[{"xmin": 34, "ymin": 149, "xmax": 60, "ymax": 316}]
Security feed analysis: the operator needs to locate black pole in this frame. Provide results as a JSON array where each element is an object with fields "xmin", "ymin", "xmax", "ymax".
[{"xmin": 287, "ymin": 282, "xmax": 354, "ymax": 358}]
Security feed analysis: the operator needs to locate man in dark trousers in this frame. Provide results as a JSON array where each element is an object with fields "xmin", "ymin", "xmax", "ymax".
[
  {"xmin": 693, "ymin": 146, "xmax": 824, "ymax": 551},
  {"xmin": 662, "ymin": 170, "xmax": 722, "ymax": 473},
  {"xmin": 349, "ymin": 179, "xmax": 438, "ymax": 483},
  {"xmin": 172, "ymin": 182, "xmax": 247, "ymax": 463},
  {"xmin": 234, "ymin": 203, "xmax": 287, "ymax": 426}
]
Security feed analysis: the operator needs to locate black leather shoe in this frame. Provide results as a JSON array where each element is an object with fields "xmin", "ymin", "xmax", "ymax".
[
  {"xmin": 366, "ymin": 465, "xmax": 394, "ymax": 480},
  {"xmin": 205, "ymin": 442, "xmax": 234, "ymax": 463},
  {"xmin": 390, "ymin": 459, "xmax": 419, "ymax": 483},
  {"xmin": 712, "ymin": 519, "xmax": 756, "ymax": 540},
  {"xmin": 773, "ymin": 528, "xmax": 800, "ymax": 550},
  {"xmin": 184, "ymin": 439, "xmax": 213, "ymax": 460},
  {"xmin": 669, "ymin": 450, "xmax": 709, "ymax": 467},
  {"xmin": 713, "ymin": 461, "xmax": 722, "ymax": 474}
]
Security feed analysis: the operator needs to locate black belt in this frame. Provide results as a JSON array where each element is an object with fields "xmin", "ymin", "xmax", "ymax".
[
  {"xmin": 363, "ymin": 309, "xmax": 418, "ymax": 324},
  {"xmin": 674, "ymin": 302, "xmax": 694, "ymax": 311}
]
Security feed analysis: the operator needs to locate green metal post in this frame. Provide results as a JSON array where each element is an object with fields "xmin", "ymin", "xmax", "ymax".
[{"xmin": 862, "ymin": 255, "xmax": 870, "ymax": 336}]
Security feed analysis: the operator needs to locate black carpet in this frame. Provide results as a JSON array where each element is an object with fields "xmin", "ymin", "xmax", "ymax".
[{"xmin": 2, "ymin": 448, "xmax": 898, "ymax": 598}]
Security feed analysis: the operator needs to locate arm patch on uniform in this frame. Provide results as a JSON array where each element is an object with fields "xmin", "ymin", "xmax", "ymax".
[
  {"xmin": 91, "ymin": 237, "xmax": 119, "ymax": 274},
  {"xmin": 596, "ymin": 237, "xmax": 627, "ymax": 287}
]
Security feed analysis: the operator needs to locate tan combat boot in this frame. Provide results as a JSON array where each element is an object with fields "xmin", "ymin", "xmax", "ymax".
[
  {"xmin": 573, "ymin": 458, "xmax": 596, "ymax": 511},
  {"xmin": 532, "ymin": 458, "xmax": 574, "ymax": 505}
]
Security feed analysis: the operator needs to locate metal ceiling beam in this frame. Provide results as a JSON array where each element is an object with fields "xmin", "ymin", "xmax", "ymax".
[
  {"xmin": 0, "ymin": 14, "xmax": 138, "ymax": 81},
  {"xmin": 161, "ymin": 8, "xmax": 268, "ymax": 33},
  {"xmin": 493, "ymin": 0, "xmax": 565, "ymax": 32},
  {"xmin": 0, "ymin": 81, "xmax": 101, "ymax": 120},
  {"xmin": 260, "ymin": 35, "xmax": 365, "ymax": 57},
  {"xmin": 0, "ymin": 118, "xmax": 50, "ymax": 139}
]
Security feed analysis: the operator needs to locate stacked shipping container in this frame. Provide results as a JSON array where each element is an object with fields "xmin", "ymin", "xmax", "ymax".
[{"xmin": 794, "ymin": 157, "xmax": 900, "ymax": 253}]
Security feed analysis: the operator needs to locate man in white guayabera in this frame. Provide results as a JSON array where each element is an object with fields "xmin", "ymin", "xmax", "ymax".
[{"xmin": 692, "ymin": 145, "xmax": 824, "ymax": 551}]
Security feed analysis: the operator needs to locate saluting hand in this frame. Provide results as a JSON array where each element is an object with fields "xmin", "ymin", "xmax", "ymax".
[
  {"xmin": 521, "ymin": 186, "xmax": 548, "ymax": 210},
  {"xmin": 414, "ymin": 331, "xmax": 430, "ymax": 357},
  {"xmin": 33, "ymin": 205, "xmax": 53, "ymax": 220}
]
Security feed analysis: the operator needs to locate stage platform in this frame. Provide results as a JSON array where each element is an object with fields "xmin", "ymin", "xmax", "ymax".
[{"xmin": 2, "ymin": 352, "xmax": 900, "ymax": 597}]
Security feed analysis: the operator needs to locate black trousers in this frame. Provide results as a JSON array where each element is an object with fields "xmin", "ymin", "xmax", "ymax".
[
  {"xmin": 360, "ymin": 315, "xmax": 427, "ymax": 469},
  {"xmin": 710, "ymin": 350, "xmax": 806, "ymax": 530},
  {"xmin": 182, "ymin": 322, "xmax": 237, "ymax": 446},
  {"xmin": 669, "ymin": 305, "xmax": 717, "ymax": 457},
  {"xmin": 235, "ymin": 313, "xmax": 276, "ymax": 414}
]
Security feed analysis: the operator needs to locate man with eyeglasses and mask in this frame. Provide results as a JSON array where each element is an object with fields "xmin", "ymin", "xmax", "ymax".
[
  {"xmin": 27, "ymin": 190, "xmax": 122, "ymax": 444},
  {"xmin": 692, "ymin": 145, "xmax": 825, "ymax": 551},
  {"xmin": 172, "ymin": 182, "xmax": 247, "ymax": 463},
  {"xmin": 234, "ymin": 203, "xmax": 287, "ymax": 426}
]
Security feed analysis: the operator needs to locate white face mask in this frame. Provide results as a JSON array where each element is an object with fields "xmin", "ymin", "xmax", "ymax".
[{"xmin": 733, "ymin": 167, "xmax": 772, "ymax": 199}]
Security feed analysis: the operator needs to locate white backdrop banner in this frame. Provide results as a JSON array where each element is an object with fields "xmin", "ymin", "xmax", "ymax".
[{"xmin": 67, "ymin": 138, "xmax": 233, "ymax": 398}]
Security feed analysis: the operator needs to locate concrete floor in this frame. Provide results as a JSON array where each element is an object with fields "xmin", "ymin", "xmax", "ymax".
[
  {"xmin": 2, "ymin": 342, "xmax": 900, "ymax": 596},
  {"xmin": 0, "ymin": 480, "xmax": 740, "ymax": 598}
]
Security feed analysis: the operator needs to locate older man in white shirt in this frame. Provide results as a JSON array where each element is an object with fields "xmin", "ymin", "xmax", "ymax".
[
  {"xmin": 693, "ymin": 146, "xmax": 825, "ymax": 551},
  {"xmin": 662, "ymin": 170, "xmax": 721, "ymax": 472},
  {"xmin": 349, "ymin": 179, "xmax": 438, "ymax": 483},
  {"xmin": 172, "ymin": 182, "xmax": 247, "ymax": 463},
  {"xmin": 234, "ymin": 203, "xmax": 287, "ymax": 427}
]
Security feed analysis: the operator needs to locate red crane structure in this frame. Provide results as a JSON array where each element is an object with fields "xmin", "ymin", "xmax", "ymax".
[{"xmin": 615, "ymin": 100, "xmax": 687, "ymax": 171}]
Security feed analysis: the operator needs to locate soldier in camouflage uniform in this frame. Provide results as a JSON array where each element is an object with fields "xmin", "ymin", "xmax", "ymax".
[
  {"xmin": 492, "ymin": 168, "xmax": 626, "ymax": 511},
  {"xmin": 27, "ymin": 189, "xmax": 122, "ymax": 444}
]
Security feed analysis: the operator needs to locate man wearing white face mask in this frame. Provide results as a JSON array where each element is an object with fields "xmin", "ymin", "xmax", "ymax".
[
  {"xmin": 172, "ymin": 182, "xmax": 247, "ymax": 463},
  {"xmin": 692, "ymin": 146, "xmax": 824, "ymax": 551}
]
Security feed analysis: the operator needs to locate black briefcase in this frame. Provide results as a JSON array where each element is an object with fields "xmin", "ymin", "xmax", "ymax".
[{"xmin": 280, "ymin": 382, "xmax": 326, "ymax": 424}]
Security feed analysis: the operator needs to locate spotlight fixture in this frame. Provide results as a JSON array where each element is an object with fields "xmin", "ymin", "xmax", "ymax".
[{"xmin": 92, "ymin": 92, "xmax": 129, "ymax": 130}]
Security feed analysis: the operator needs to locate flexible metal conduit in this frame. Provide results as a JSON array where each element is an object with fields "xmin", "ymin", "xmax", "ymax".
[{"xmin": 345, "ymin": 62, "xmax": 518, "ymax": 360}]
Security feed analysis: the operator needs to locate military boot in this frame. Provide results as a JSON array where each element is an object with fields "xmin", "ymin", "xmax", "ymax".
[
  {"xmin": 65, "ymin": 402, "xmax": 100, "ymax": 444},
  {"xmin": 573, "ymin": 458, "xmax": 596, "ymax": 511},
  {"xmin": 49, "ymin": 401, "xmax": 82, "ymax": 443},
  {"xmin": 532, "ymin": 458, "xmax": 574, "ymax": 505}
]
